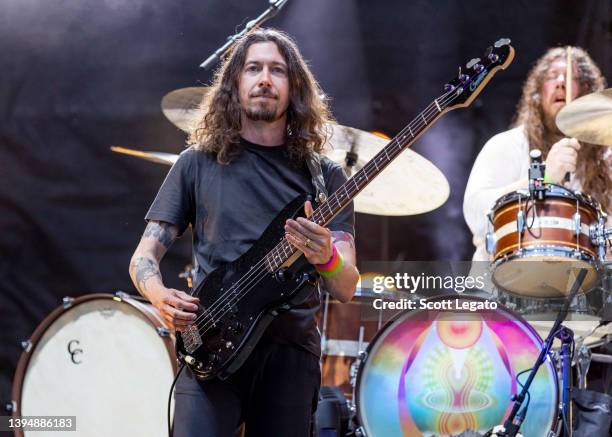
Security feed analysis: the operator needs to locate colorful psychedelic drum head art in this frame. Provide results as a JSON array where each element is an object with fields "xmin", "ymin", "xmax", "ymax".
[{"xmin": 356, "ymin": 296, "xmax": 558, "ymax": 436}]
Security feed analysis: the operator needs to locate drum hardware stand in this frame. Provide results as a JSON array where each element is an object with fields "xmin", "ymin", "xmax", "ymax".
[
  {"xmin": 488, "ymin": 268, "xmax": 588, "ymax": 437},
  {"xmin": 575, "ymin": 345, "xmax": 592, "ymax": 389},
  {"xmin": 556, "ymin": 326, "xmax": 574, "ymax": 435},
  {"xmin": 350, "ymin": 349, "xmax": 368, "ymax": 437},
  {"xmin": 320, "ymin": 291, "xmax": 331, "ymax": 354}
]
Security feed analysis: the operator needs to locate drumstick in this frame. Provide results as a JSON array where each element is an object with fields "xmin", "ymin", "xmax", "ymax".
[
  {"xmin": 564, "ymin": 47, "xmax": 573, "ymax": 185},
  {"xmin": 566, "ymin": 46, "xmax": 573, "ymax": 104}
]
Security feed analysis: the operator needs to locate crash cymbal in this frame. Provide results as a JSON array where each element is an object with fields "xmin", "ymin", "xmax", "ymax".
[
  {"xmin": 110, "ymin": 146, "xmax": 178, "ymax": 166},
  {"xmin": 160, "ymin": 87, "xmax": 449, "ymax": 215},
  {"xmin": 161, "ymin": 87, "xmax": 209, "ymax": 132},
  {"xmin": 556, "ymin": 88, "xmax": 612, "ymax": 146},
  {"xmin": 323, "ymin": 124, "xmax": 449, "ymax": 216}
]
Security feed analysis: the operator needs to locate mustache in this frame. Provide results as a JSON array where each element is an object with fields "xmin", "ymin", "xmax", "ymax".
[{"xmin": 250, "ymin": 89, "xmax": 278, "ymax": 99}]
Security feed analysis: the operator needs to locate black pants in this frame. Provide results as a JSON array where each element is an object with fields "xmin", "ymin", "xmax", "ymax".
[{"xmin": 173, "ymin": 343, "xmax": 321, "ymax": 437}]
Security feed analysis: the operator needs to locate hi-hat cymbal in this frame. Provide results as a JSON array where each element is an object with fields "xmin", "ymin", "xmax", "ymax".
[
  {"xmin": 110, "ymin": 146, "xmax": 179, "ymax": 165},
  {"xmin": 556, "ymin": 88, "xmax": 612, "ymax": 146},
  {"xmin": 159, "ymin": 87, "xmax": 449, "ymax": 215}
]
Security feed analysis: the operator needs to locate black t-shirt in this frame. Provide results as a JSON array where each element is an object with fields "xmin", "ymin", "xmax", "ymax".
[{"xmin": 145, "ymin": 138, "xmax": 355, "ymax": 357}]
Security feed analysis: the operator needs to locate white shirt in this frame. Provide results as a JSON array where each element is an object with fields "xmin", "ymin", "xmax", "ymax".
[{"xmin": 463, "ymin": 125, "xmax": 611, "ymax": 261}]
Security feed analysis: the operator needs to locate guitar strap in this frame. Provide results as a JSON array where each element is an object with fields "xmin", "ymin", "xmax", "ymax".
[{"xmin": 305, "ymin": 151, "xmax": 328, "ymax": 202}]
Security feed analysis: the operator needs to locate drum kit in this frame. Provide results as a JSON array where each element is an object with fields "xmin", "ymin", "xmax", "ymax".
[{"xmin": 9, "ymin": 85, "xmax": 612, "ymax": 437}]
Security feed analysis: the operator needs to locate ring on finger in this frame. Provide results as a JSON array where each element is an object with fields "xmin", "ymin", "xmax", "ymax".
[{"xmin": 304, "ymin": 238, "xmax": 311, "ymax": 248}]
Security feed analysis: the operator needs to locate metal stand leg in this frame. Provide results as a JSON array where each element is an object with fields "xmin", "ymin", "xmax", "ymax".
[{"xmin": 557, "ymin": 326, "xmax": 574, "ymax": 437}]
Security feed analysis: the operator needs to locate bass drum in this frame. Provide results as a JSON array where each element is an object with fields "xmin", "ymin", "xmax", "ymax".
[
  {"xmin": 11, "ymin": 293, "xmax": 176, "ymax": 437},
  {"xmin": 355, "ymin": 296, "xmax": 558, "ymax": 437}
]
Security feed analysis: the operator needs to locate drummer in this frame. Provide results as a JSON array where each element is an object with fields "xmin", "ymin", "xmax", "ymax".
[{"xmin": 463, "ymin": 46, "xmax": 611, "ymax": 261}]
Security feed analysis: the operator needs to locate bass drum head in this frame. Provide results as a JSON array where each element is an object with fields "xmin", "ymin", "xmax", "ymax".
[
  {"xmin": 13, "ymin": 294, "xmax": 175, "ymax": 437},
  {"xmin": 355, "ymin": 296, "xmax": 558, "ymax": 437}
]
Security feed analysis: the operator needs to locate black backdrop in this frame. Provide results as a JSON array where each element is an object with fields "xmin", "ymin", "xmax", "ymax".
[{"xmin": 1, "ymin": 0, "xmax": 611, "ymax": 409}]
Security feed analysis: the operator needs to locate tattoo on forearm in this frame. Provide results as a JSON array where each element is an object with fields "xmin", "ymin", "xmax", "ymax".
[
  {"xmin": 130, "ymin": 256, "xmax": 161, "ymax": 292},
  {"xmin": 143, "ymin": 221, "xmax": 175, "ymax": 249},
  {"xmin": 332, "ymin": 231, "xmax": 354, "ymax": 248}
]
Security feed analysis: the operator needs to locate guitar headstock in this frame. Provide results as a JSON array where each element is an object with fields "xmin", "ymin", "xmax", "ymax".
[{"xmin": 443, "ymin": 38, "xmax": 515, "ymax": 110}]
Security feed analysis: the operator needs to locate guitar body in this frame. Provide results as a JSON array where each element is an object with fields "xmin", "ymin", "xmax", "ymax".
[{"xmin": 176, "ymin": 193, "xmax": 318, "ymax": 380}]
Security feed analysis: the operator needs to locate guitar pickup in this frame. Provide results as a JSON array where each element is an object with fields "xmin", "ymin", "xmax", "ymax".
[{"xmin": 183, "ymin": 325, "xmax": 203, "ymax": 354}]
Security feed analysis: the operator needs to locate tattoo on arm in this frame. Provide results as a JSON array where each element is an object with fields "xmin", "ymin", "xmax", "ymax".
[
  {"xmin": 332, "ymin": 231, "xmax": 355, "ymax": 248},
  {"xmin": 130, "ymin": 256, "xmax": 161, "ymax": 293},
  {"xmin": 143, "ymin": 221, "xmax": 177, "ymax": 249}
]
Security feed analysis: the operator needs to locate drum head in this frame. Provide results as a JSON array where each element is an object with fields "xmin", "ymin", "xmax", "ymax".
[
  {"xmin": 493, "ymin": 255, "xmax": 599, "ymax": 297},
  {"xmin": 356, "ymin": 296, "xmax": 558, "ymax": 437},
  {"xmin": 14, "ymin": 295, "xmax": 175, "ymax": 437}
]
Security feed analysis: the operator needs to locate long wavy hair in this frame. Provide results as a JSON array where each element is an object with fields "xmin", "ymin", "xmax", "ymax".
[
  {"xmin": 512, "ymin": 46, "xmax": 610, "ymax": 211},
  {"xmin": 189, "ymin": 28, "xmax": 332, "ymax": 165}
]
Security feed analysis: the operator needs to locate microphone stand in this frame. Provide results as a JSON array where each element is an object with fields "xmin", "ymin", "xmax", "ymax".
[
  {"xmin": 493, "ymin": 268, "xmax": 588, "ymax": 437},
  {"xmin": 199, "ymin": 0, "xmax": 290, "ymax": 70}
]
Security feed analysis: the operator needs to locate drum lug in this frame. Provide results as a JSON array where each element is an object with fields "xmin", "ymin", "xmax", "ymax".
[
  {"xmin": 21, "ymin": 340, "xmax": 32, "ymax": 352},
  {"xmin": 354, "ymin": 426, "xmax": 367, "ymax": 437},
  {"xmin": 62, "ymin": 296, "xmax": 74, "ymax": 309},
  {"xmin": 485, "ymin": 232, "xmax": 496, "ymax": 254},
  {"xmin": 358, "ymin": 350, "xmax": 368, "ymax": 361},
  {"xmin": 5, "ymin": 400, "xmax": 16, "ymax": 412},
  {"xmin": 516, "ymin": 209, "xmax": 524, "ymax": 250},
  {"xmin": 157, "ymin": 327, "xmax": 170, "ymax": 337},
  {"xmin": 114, "ymin": 291, "xmax": 129, "ymax": 301},
  {"xmin": 573, "ymin": 212, "xmax": 581, "ymax": 251}
]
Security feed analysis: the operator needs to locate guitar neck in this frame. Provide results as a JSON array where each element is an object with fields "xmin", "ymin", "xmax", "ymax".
[
  {"xmin": 263, "ymin": 89, "xmax": 456, "ymax": 271},
  {"xmin": 312, "ymin": 89, "xmax": 456, "ymax": 227}
]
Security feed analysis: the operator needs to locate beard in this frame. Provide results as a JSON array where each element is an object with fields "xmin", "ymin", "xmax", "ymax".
[{"xmin": 243, "ymin": 100, "xmax": 280, "ymax": 122}]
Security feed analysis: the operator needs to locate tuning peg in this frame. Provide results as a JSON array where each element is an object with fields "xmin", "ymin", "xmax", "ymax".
[
  {"xmin": 484, "ymin": 46, "xmax": 493, "ymax": 59},
  {"xmin": 488, "ymin": 53, "xmax": 499, "ymax": 63},
  {"xmin": 494, "ymin": 38, "xmax": 511, "ymax": 48},
  {"xmin": 466, "ymin": 58, "xmax": 481, "ymax": 69},
  {"xmin": 444, "ymin": 83, "xmax": 455, "ymax": 92}
]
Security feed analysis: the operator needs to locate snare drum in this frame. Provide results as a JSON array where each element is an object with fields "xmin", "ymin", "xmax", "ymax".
[
  {"xmin": 488, "ymin": 184, "xmax": 604, "ymax": 297},
  {"xmin": 355, "ymin": 296, "xmax": 559, "ymax": 437},
  {"xmin": 11, "ymin": 293, "xmax": 176, "ymax": 437}
]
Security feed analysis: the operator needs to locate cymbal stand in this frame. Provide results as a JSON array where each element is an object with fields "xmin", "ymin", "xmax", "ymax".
[
  {"xmin": 199, "ymin": 0, "xmax": 290, "ymax": 70},
  {"xmin": 489, "ymin": 268, "xmax": 588, "ymax": 437}
]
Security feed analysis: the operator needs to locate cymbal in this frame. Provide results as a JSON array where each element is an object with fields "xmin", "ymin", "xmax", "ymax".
[
  {"xmin": 110, "ymin": 146, "xmax": 178, "ymax": 165},
  {"xmin": 159, "ymin": 87, "xmax": 449, "ymax": 215},
  {"xmin": 161, "ymin": 87, "xmax": 208, "ymax": 133},
  {"xmin": 556, "ymin": 88, "xmax": 612, "ymax": 146},
  {"xmin": 323, "ymin": 124, "xmax": 449, "ymax": 216}
]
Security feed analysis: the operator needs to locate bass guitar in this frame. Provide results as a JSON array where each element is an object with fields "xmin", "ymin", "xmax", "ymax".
[{"xmin": 176, "ymin": 39, "xmax": 515, "ymax": 380}]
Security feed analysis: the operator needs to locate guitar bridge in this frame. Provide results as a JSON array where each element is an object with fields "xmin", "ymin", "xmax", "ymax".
[{"xmin": 183, "ymin": 325, "xmax": 203, "ymax": 354}]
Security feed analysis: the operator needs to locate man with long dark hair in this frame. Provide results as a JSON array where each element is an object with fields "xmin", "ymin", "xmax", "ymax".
[
  {"xmin": 129, "ymin": 28, "xmax": 359, "ymax": 436},
  {"xmin": 463, "ymin": 46, "xmax": 611, "ymax": 261}
]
